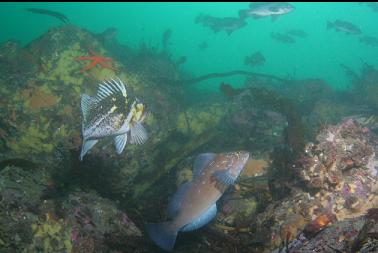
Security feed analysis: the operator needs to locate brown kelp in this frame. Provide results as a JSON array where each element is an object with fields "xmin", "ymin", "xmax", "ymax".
[{"xmin": 27, "ymin": 8, "xmax": 69, "ymax": 23}]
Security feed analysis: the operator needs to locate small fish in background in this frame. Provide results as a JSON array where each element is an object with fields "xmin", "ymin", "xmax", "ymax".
[
  {"xmin": 198, "ymin": 41, "xmax": 208, "ymax": 51},
  {"xmin": 79, "ymin": 78, "xmax": 148, "ymax": 160},
  {"xmin": 271, "ymin": 32, "xmax": 296, "ymax": 44},
  {"xmin": 219, "ymin": 82, "xmax": 242, "ymax": 99},
  {"xmin": 212, "ymin": 17, "xmax": 246, "ymax": 35},
  {"xmin": 359, "ymin": 35, "xmax": 378, "ymax": 47},
  {"xmin": 360, "ymin": 2, "xmax": 378, "ymax": 12},
  {"xmin": 239, "ymin": 2, "xmax": 295, "ymax": 22},
  {"xmin": 26, "ymin": 8, "xmax": 69, "ymax": 24},
  {"xmin": 175, "ymin": 56, "xmax": 187, "ymax": 66},
  {"xmin": 244, "ymin": 51, "xmax": 266, "ymax": 67},
  {"xmin": 162, "ymin": 29, "xmax": 172, "ymax": 51},
  {"xmin": 195, "ymin": 14, "xmax": 246, "ymax": 35},
  {"xmin": 327, "ymin": 20, "xmax": 362, "ymax": 35},
  {"xmin": 145, "ymin": 151, "xmax": 250, "ymax": 251},
  {"xmin": 286, "ymin": 29, "xmax": 308, "ymax": 38},
  {"xmin": 97, "ymin": 27, "xmax": 118, "ymax": 42}
]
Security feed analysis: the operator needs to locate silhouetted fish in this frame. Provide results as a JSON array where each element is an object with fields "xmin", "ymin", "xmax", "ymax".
[
  {"xmin": 271, "ymin": 32, "xmax": 296, "ymax": 43},
  {"xmin": 244, "ymin": 51, "xmax": 266, "ymax": 67},
  {"xmin": 359, "ymin": 35, "xmax": 378, "ymax": 47},
  {"xmin": 286, "ymin": 29, "xmax": 308, "ymax": 38},
  {"xmin": 26, "ymin": 8, "xmax": 69, "ymax": 24},
  {"xmin": 196, "ymin": 14, "xmax": 246, "ymax": 35},
  {"xmin": 145, "ymin": 151, "xmax": 250, "ymax": 251},
  {"xmin": 198, "ymin": 41, "xmax": 208, "ymax": 50},
  {"xmin": 327, "ymin": 20, "xmax": 361, "ymax": 35}
]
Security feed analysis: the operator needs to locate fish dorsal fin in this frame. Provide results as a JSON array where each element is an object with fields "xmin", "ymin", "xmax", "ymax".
[
  {"xmin": 114, "ymin": 133, "xmax": 128, "ymax": 154},
  {"xmin": 193, "ymin": 153, "xmax": 216, "ymax": 178},
  {"xmin": 94, "ymin": 77, "xmax": 127, "ymax": 102},
  {"xmin": 81, "ymin": 94, "xmax": 97, "ymax": 123},
  {"xmin": 269, "ymin": 6, "xmax": 279, "ymax": 12},
  {"xmin": 167, "ymin": 181, "xmax": 191, "ymax": 219},
  {"xmin": 180, "ymin": 203, "xmax": 217, "ymax": 232},
  {"xmin": 130, "ymin": 122, "xmax": 148, "ymax": 145}
]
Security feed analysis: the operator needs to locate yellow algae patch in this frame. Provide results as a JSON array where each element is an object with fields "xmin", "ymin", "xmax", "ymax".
[
  {"xmin": 29, "ymin": 214, "xmax": 72, "ymax": 253},
  {"xmin": 37, "ymin": 42, "xmax": 85, "ymax": 86},
  {"xmin": 7, "ymin": 125, "xmax": 54, "ymax": 155},
  {"xmin": 177, "ymin": 104, "xmax": 224, "ymax": 135}
]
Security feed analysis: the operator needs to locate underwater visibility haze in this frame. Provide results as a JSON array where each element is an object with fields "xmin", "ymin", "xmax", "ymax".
[{"xmin": 0, "ymin": 2, "xmax": 378, "ymax": 253}]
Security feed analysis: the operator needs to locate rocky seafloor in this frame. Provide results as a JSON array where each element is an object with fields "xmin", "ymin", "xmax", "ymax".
[{"xmin": 1, "ymin": 24, "xmax": 378, "ymax": 252}]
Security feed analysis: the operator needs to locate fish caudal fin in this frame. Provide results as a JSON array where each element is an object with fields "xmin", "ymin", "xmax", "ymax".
[
  {"xmin": 79, "ymin": 139, "xmax": 98, "ymax": 161},
  {"xmin": 130, "ymin": 122, "xmax": 148, "ymax": 145},
  {"xmin": 114, "ymin": 133, "xmax": 128, "ymax": 154},
  {"xmin": 326, "ymin": 21, "xmax": 333, "ymax": 30},
  {"xmin": 145, "ymin": 222, "xmax": 177, "ymax": 251}
]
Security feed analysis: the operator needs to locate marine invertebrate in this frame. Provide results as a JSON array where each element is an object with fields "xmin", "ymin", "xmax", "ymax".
[{"xmin": 76, "ymin": 50, "xmax": 117, "ymax": 73}]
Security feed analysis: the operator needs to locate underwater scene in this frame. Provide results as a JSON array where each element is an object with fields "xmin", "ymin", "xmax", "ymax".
[{"xmin": 1, "ymin": 2, "xmax": 378, "ymax": 252}]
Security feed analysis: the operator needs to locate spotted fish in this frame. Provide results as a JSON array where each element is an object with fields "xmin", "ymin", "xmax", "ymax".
[
  {"xmin": 145, "ymin": 151, "xmax": 250, "ymax": 251},
  {"xmin": 79, "ymin": 78, "xmax": 148, "ymax": 160}
]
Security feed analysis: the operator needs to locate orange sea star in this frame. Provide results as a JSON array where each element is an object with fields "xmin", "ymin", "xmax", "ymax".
[{"xmin": 76, "ymin": 51, "xmax": 117, "ymax": 73}]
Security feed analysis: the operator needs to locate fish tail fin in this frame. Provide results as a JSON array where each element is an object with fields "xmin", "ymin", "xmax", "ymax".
[
  {"xmin": 145, "ymin": 222, "xmax": 177, "ymax": 251},
  {"xmin": 326, "ymin": 21, "xmax": 333, "ymax": 29},
  {"xmin": 238, "ymin": 10, "xmax": 247, "ymax": 19}
]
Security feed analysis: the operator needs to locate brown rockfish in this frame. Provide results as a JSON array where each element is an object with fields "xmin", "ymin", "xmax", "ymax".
[{"xmin": 145, "ymin": 151, "xmax": 250, "ymax": 251}]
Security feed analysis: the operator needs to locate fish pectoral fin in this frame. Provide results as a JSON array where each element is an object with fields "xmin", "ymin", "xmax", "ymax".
[
  {"xmin": 271, "ymin": 15, "xmax": 278, "ymax": 22},
  {"xmin": 130, "ymin": 122, "xmax": 148, "ymax": 145},
  {"xmin": 167, "ymin": 181, "xmax": 192, "ymax": 219},
  {"xmin": 193, "ymin": 153, "xmax": 216, "ymax": 178},
  {"xmin": 80, "ymin": 139, "xmax": 98, "ymax": 161},
  {"xmin": 114, "ymin": 133, "xmax": 128, "ymax": 154},
  {"xmin": 213, "ymin": 170, "xmax": 237, "ymax": 185},
  {"xmin": 180, "ymin": 203, "xmax": 217, "ymax": 232}
]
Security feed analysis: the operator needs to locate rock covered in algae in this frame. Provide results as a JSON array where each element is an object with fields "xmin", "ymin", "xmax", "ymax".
[
  {"xmin": 0, "ymin": 24, "xmax": 181, "ymax": 169},
  {"xmin": 252, "ymin": 119, "xmax": 378, "ymax": 251}
]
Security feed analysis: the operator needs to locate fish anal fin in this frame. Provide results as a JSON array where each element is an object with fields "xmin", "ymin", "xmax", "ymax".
[
  {"xmin": 80, "ymin": 139, "xmax": 98, "ymax": 161},
  {"xmin": 180, "ymin": 203, "xmax": 217, "ymax": 232}
]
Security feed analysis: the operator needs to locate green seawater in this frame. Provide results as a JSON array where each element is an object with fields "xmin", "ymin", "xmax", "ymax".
[{"xmin": 1, "ymin": 2, "xmax": 378, "ymax": 91}]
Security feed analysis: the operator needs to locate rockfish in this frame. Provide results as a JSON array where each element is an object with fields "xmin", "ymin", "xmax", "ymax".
[
  {"xmin": 146, "ymin": 151, "xmax": 250, "ymax": 251},
  {"xmin": 79, "ymin": 78, "xmax": 148, "ymax": 160}
]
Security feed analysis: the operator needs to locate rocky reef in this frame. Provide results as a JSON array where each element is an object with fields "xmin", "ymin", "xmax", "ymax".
[{"xmin": 1, "ymin": 23, "xmax": 378, "ymax": 253}]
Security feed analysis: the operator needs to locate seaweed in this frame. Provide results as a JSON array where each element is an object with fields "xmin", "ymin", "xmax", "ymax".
[{"xmin": 26, "ymin": 8, "xmax": 69, "ymax": 24}]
